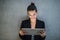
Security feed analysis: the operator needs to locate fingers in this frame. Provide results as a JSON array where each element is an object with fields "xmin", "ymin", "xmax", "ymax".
[
  {"xmin": 39, "ymin": 30, "xmax": 44, "ymax": 34},
  {"xmin": 19, "ymin": 30, "xmax": 25, "ymax": 36},
  {"xmin": 39, "ymin": 31, "xmax": 46, "ymax": 37}
]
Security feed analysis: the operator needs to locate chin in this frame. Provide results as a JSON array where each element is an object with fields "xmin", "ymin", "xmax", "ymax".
[{"xmin": 31, "ymin": 18, "xmax": 36, "ymax": 19}]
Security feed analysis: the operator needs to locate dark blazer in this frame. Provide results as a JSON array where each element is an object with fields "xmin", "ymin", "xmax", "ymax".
[{"xmin": 19, "ymin": 18, "xmax": 45, "ymax": 40}]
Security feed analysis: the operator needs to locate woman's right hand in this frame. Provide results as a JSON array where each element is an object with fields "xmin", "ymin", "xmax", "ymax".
[{"xmin": 19, "ymin": 30, "xmax": 25, "ymax": 36}]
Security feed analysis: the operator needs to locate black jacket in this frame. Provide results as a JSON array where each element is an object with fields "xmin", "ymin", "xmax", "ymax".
[{"xmin": 19, "ymin": 19, "xmax": 45, "ymax": 40}]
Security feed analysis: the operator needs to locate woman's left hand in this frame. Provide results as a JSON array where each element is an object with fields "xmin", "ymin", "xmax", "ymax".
[{"xmin": 39, "ymin": 30, "xmax": 46, "ymax": 37}]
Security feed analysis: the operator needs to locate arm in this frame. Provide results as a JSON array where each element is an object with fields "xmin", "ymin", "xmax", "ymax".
[
  {"xmin": 19, "ymin": 29, "xmax": 25, "ymax": 36},
  {"xmin": 39, "ymin": 21, "xmax": 46, "ymax": 38},
  {"xmin": 39, "ymin": 29, "xmax": 46, "ymax": 37},
  {"xmin": 19, "ymin": 21, "xmax": 25, "ymax": 38}
]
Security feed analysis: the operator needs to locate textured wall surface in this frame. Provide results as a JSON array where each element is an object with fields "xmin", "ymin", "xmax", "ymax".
[{"xmin": 0, "ymin": 0, "xmax": 60, "ymax": 40}]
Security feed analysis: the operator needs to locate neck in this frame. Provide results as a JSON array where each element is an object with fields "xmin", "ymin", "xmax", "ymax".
[{"xmin": 30, "ymin": 19, "xmax": 36, "ymax": 23}]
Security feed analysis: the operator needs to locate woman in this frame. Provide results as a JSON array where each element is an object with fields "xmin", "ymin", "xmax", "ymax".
[{"xmin": 19, "ymin": 3, "xmax": 46, "ymax": 40}]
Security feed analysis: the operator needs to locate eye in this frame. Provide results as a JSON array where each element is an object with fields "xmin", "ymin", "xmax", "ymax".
[{"xmin": 29, "ymin": 14, "xmax": 31, "ymax": 16}]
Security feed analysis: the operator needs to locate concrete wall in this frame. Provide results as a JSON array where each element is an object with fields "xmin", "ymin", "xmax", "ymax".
[{"xmin": 0, "ymin": 0, "xmax": 60, "ymax": 40}]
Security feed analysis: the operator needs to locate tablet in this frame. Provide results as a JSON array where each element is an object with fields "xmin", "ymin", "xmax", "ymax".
[{"xmin": 21, "ymin": 28, "xmax": 45, "ymax": 35}]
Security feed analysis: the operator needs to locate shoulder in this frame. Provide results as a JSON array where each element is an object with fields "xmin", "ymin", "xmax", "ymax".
[
  {"xmin": 37, "ymin": 19, "xmax": 45, "ymax": 24},
  {"xmin": 22, "ymin": 19, "xmax": 29, "ymax": 23},
  {"xmin": 36, "ymin": 19, "xmax": 45, "ymax": 28},
  {"xmin": 20, "ymin": 19, "xmax": 29, "ymax": 28}
]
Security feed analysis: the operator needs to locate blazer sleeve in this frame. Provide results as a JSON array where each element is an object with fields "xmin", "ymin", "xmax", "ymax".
[
  {"xmin": 20, "ymin": 21, "xmax": 25, "ymax": 29},
  {"xmin": 19, "ymin": 21, "xmax": 25, "ymax": 39},
  {"xmin": 41, "ymin": 21, "xmax": 46, "ymax": 39},
  {"xmin": 42, "ymin": 21, "xmax": 45, "ymax": 28},
  {"xmin": 40, "ymin": 21, "xmax": 46, "ymax": 39},
  {"xmin": 38, "ymin": 20, "xmax": 45, "ymax": 28}
]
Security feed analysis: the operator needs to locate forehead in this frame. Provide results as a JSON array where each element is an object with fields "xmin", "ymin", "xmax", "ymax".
[{"xmin": 28, "ymin": 10, "xmax": 36, "ymax": 14}]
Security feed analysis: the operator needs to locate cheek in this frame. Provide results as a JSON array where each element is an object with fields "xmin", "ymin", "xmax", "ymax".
[
  {"xmin": 29, "ymin": 16, "xmax": 32, "ymax": 18},
  {"xmin": 34, "ymin": 15, "xmax": 36, "ymax": 18}
]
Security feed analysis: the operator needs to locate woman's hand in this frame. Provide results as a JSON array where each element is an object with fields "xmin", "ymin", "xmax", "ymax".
[
  {"xmin": 39, "ymin": 30, "xmax": 46, "ymax": 37},
  {"xmin": 19, "ymin": 30, "xmax": 25, "ymax": 36}
]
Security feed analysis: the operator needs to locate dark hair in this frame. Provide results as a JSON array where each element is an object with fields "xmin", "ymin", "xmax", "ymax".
[{"xmin": 27, "ymin": 2, "xmax": 37, "ymax": 12}]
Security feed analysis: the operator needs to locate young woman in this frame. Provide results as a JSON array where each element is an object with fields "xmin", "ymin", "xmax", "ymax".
[{"xmin": 19, "ymin": 3, "xmax": 46, "ymax": 40}]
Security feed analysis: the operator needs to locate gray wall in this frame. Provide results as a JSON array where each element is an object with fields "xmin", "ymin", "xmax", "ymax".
[{"xmin": 0, "ymin": 0, "xmax": 60, "ymax": 40}]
